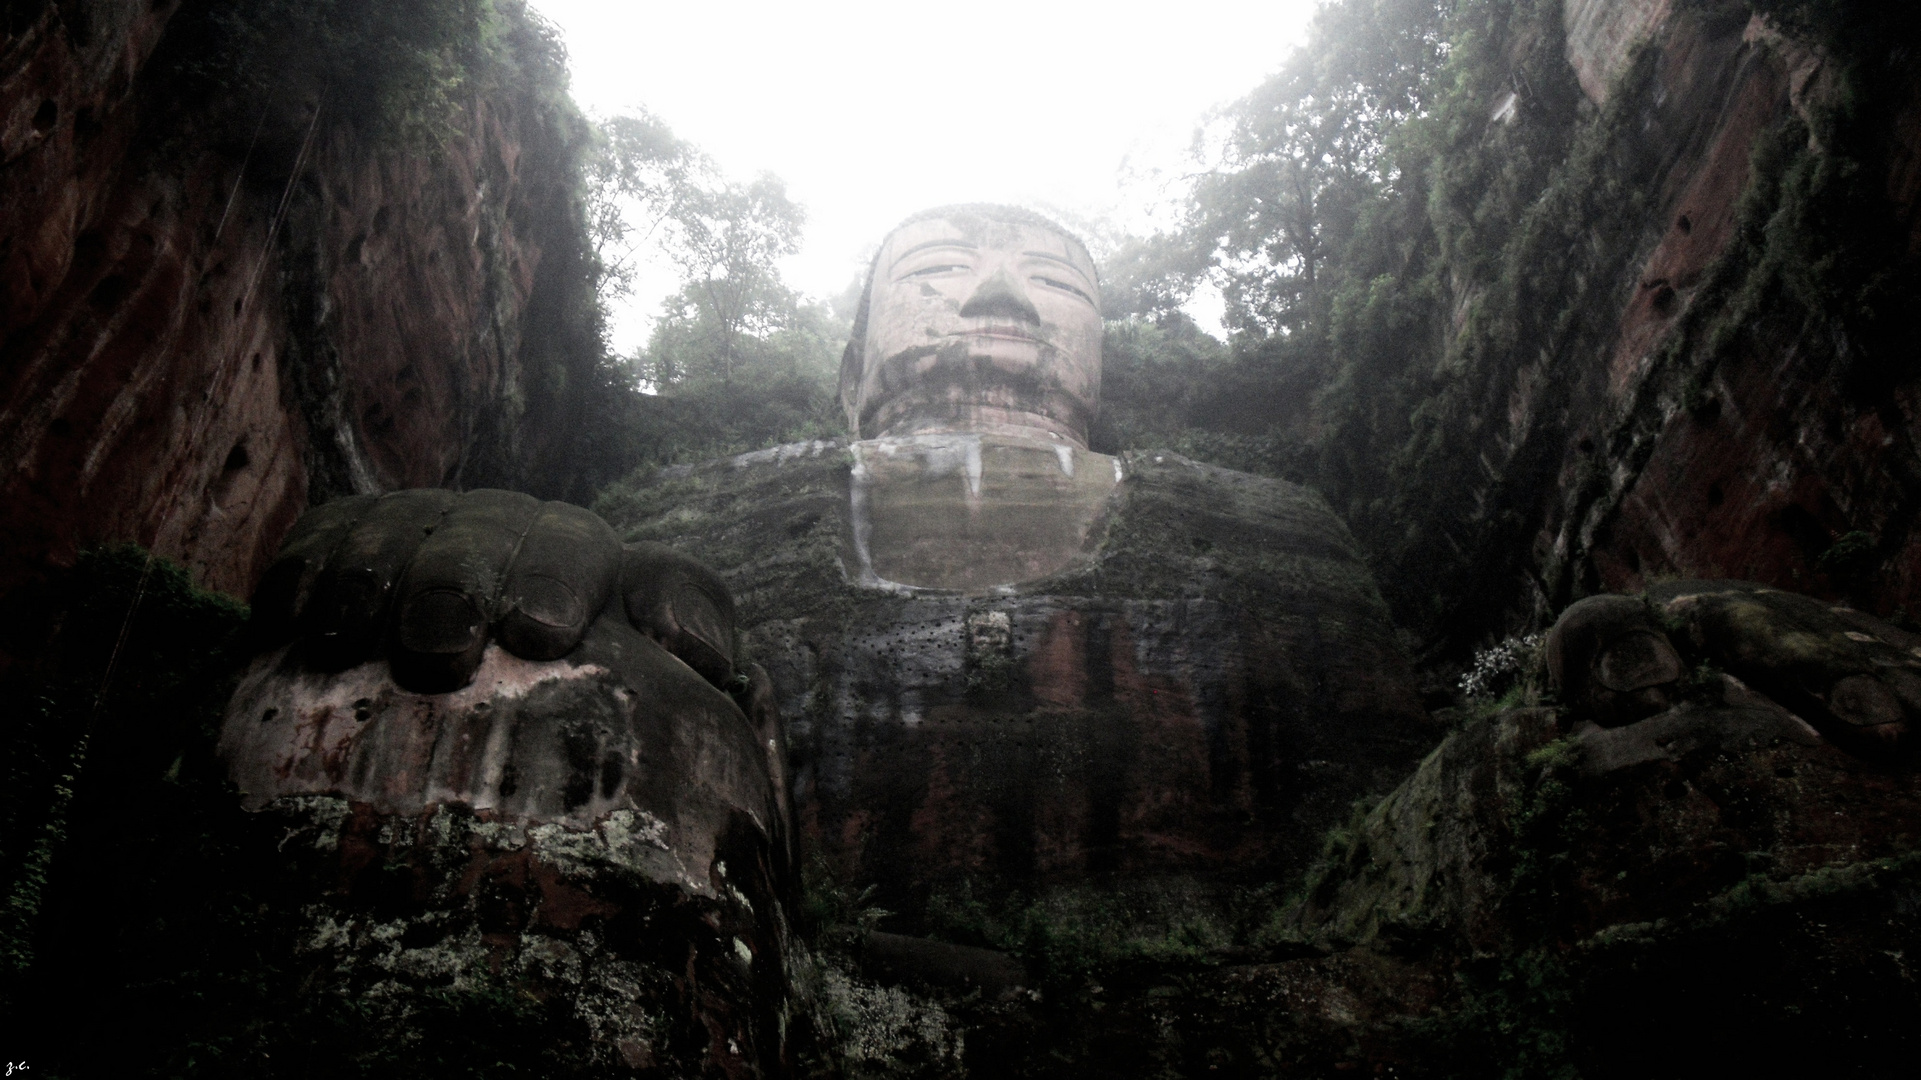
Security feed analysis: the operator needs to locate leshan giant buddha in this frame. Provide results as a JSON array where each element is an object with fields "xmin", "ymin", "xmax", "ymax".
[
  {"xmin": 603, "ymin": 204, "xmax": 1437, "ymax": 931},
  {"xmin": 217, "ymin": 205, "xmax": 1437, "ymax": 1073},
  {"xmin": 836, "ymin": 205, "xmax": 1118, "ymax": 592}
]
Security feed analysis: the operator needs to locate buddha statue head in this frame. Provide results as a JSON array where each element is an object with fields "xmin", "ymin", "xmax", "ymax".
[{"xmin": 839, "ymin": 205, "xmax": 1103, "ymax": 448}]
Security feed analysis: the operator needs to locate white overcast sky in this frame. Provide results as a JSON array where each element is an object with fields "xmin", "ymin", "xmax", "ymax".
[{"xmin": 529, "ymin": 0, "xmax": 1319, "ymax": 353}]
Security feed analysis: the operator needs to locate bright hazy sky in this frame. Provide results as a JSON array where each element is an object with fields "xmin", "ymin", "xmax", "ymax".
[{"xmin": 529, "ymin": 0, "xmax": 1319, "ymax": 353}]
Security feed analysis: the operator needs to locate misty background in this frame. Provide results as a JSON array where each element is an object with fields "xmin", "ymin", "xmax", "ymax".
[{"xmin": 532, "ymin": 0, "xmax": 1318, "ymax": 354}]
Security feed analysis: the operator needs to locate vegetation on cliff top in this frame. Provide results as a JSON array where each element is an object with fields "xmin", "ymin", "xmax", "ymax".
[
  {"xmin": 157, "ymin": 0, "xmax": 511, "ymax": 147},
  {"xmin": 1093, "ymin": 0, "xmax": 1643, "ymax": 654},
  {"xmin": 137, "ymin": 0, "xmax": 848, "ymax": 499},
  {"xmin": 583, "ymin": 109, "xmax": 850, "ymax": 472},
  {"xmin": 1090, "ymin": 0, "xmax": 1921, "ymax": 657}
]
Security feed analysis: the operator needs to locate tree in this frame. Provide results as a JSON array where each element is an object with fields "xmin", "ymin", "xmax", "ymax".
[
  {"xmin": 658, "ymin": 174, "xmax": 806, "ymax": 384},
  {"xmin": 1184, "ymin": 0, "xmax": 1451, "ymax": 337},
  {"xmin": 583, "ymin": 110, "xmax": 810, "ymax": 386},
  {"xmin": 579, "ymin": 112, "xmax": 842, "ymax": 465},
  {"xmin": 583, "ymin": 110, "xmax": 703, "ymax": 307},
  {"xmin": 623, "ymin": 286, "xmax": 846, "ymax": 467}
]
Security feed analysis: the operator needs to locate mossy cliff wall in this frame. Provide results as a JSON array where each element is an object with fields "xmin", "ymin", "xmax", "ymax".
[
  {"xmin": 0, "ymin": 0, "xmax": 604, "ymax": 608},
  {"xmin": 1538, "ymin": 1, "xmax": 1921, "ymax": 628},
  {"xmin": 1250, "ymin": 0, "xmax": 1921, "ymax": 654}
]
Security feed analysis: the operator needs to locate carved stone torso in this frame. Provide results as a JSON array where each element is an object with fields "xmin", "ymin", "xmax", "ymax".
[
  {"xmin": 847, "ymin": 433, "xmax": 1119, "ymax": 593},
  {"xmin": 600, "ymin": 439, "xmax": 1435, "ymax": 927}
]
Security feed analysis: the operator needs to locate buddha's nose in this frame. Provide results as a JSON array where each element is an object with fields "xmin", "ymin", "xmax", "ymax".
[{"xmin": 958, "ymin": 268, "xmax": 1041, "ymax": 324}]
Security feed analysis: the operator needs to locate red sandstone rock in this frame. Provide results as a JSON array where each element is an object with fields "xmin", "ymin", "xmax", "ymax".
[
  {"xmin": 1543, "ymin": 8, "xmax": 1921, "ymax": 623},
  {"xmin": 0, "ymin": 0, "xmax": 596, "ymax": 612}
]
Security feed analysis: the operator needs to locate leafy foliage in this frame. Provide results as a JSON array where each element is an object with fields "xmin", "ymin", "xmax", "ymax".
[
  {"xmin": 576, "ymin": 109, "xmax": 847, "ymax": 474},
  {"xmin": 578, "ymin": 284, "xmax": 849, "ymax": 472},
  {"xmin": 1099, "ymin": 0, "xmax": 1921, "ymax": 657},
  {"xmin": 640, "ymin": 291, "xmax": 847, "ymax": 445},
  {"xmin": 1093, "ymin": 315, "xmax": 1319, "ymax": 479},
  {"xmin": 155, "ymin": 0, "xmax": 500, "ymax": 147},
  {"xmin": 1186, "ymin": 0, "xmax": 1451, "ymax": 337},
  {"xmin": 1458, "ymin": 632, "xmax": 1545, "ymax": 701},
  {"xmin": 584, "ymin": 110, "xmax": 705, "ymax": 306},
  {"xmin": 648, "ymin": 174, "xmax": 809, "ymax": 383}
]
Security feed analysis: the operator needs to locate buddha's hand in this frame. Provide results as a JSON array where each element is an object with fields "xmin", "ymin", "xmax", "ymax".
[
  {"xmin": 1549, "ymin": 580, "xmax": 1920, "ymax": 754},
  {"xmin": 249, "ymin": 488, "xmax": 740, "ymax": 694},
  {"xmin": 224, "ymin": 491, "xmax": 790, "ymax": 958},
  {"xmin": 1650, "ymin": 580, "xmax": 1920, "ymax": 753}
]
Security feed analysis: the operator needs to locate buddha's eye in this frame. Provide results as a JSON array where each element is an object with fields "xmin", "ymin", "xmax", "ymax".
[
  {"xmin": 1034, "ymin": 276, "xmax": 1093, "ymax": 304},
  {"xmin": 903, "ymin": 264, "xmax": 968, "ymax": 279}
]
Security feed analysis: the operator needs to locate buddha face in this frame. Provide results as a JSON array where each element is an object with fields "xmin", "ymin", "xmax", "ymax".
[{"xmin": 848, "ymin": 211, "xmax": 1103, "ymax": 446}]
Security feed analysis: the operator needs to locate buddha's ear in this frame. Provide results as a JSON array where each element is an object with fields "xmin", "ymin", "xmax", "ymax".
[
  {"xmin": 837, "ymin": 334, "xmax": 864, "ymax": 438},
  {"xmin": 839, "ymin": 248, "xmax": 885, "ymax": 438}
]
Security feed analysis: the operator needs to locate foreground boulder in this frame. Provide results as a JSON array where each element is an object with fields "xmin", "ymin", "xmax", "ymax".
[
  {"xmin": 220, "ymin": 623, "xmax": 795, "ymax": 1076},
  {"xmin": 1265, "ymin": 583, "xmax": 1921, "ymax": 1076}
]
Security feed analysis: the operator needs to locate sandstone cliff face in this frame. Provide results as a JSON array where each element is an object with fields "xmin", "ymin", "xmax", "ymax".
[
  {"xmin": 1536, "ymin": 6, "xmax": 1921, "ymax": 622},
  {"xmin": 1283, "ymin": 1, "xmax": 1921, "ymax": 655},
  {"xmin": 768, "ymin": 581, "xmax": 1921, "ymax": 1078},
  {"xmin": 0, "ymin": 0, "xmax": 602, "ymax": 604},
  {"xmin": 1561, "ymin": 0, "xmax": 1674, "ymax": 103},
  {"xmin": 1536, "ymin": 5, "xmax": 1921, "ymax": 626}
]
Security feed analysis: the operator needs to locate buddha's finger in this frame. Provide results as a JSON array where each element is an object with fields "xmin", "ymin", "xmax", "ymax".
[
  {"xmin": 495, "ymin": 501, "xmax": 622, "ymax": 661},
  {"xmin": 249, "ymin": 494, "xmax": 380, "ymax": 646},
  {"xmin": 389, "ymin": 489, "xmax": 542, "ymax": 692},
  {"xmin": 621, "ymin": 542, "xmax": 739, "ymax": 689},
  {"xmin": 302, "ymin": 489, "xmax": 460, "ymax": 670}
]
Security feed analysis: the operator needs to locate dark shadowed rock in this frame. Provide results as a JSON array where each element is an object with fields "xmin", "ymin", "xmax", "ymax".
[
  {"xmin": 1649, "ymin": 579, "xmax": 1921, "ymax": 753},
  {"xmin": 1256, "ymin": 582, "xmax": 1921, "ymax": 1077},
  {"xmin": 857, "ymin": 931, "xmax": 1027, "ymax": 997},
  {"xmin": 1547, "ymin": 594, "xmax": 1685, "ymax": 726},
  {"xmin": 0, "ymin": 0, "xmax": 604, "ymax": 617}
]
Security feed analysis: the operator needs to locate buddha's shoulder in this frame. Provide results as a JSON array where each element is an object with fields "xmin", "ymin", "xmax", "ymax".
[
  {"xmin": 1109, "ymin": 450, "xmax": 1348, "ymax": 537},
  {"xmin": 596, "ymin": 439, "xmax": 857, "ymax": 621},
  {"xmin": 598, "ymin": 440, "xmax": 1379, "ymax": 617},
  {"xmin": 597, "ymin": 439, "xmax": 854, "ymax": 537},
  {"xmin": 1034, "ymin": 450, "xmax": 1379, "ymax": 607}
]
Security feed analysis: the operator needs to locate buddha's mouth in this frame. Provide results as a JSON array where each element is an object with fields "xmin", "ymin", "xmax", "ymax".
[{"xmin": 949, "ymin": 322, "xmax": 1044, "ymax": 345}]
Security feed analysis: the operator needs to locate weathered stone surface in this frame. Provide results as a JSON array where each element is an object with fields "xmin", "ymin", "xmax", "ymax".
[
  {"xmin": 1004, "ymin": 949, "xmax": 1444, "ymax": 1077},
  {"xmin": 1260, "ymin": 583, "xmax": 1921, "ymax": 1076},
  {"xmin": 1537, "ymin": 8, "xmax": 1921, "ymax": 632},
  {"xmin": 817, "ymin": 581, "xmax": 1918, "ymax": 1076},
  {"xmin": 597, "ymin": 439, "xmax": 1434, "ymax": 929},
  {"xmin": 218, "ymin": 616, "xmax": 796, "ymax": 1076},
  {"xmin": 0, "ymin": 0, "xmax": 601, "ymax": 613},
  {"xmin": 1563, "ymin": 0, "xmax": 1673, "ymax": 103},
  {"xmin": 1650, "ymin": 578, "xmax": 1921, "ymax": 751},
  {"xmin": 1304, "ymin": 0, "xmax": 1921, "ymax": 655},
  {"xmin": 848, "ymin": 434, "xmax": 1117, "ymax": 592},
  {"xmin": 1546, "ymin": 593, "xmax": 1686, "ymax": 726}
]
